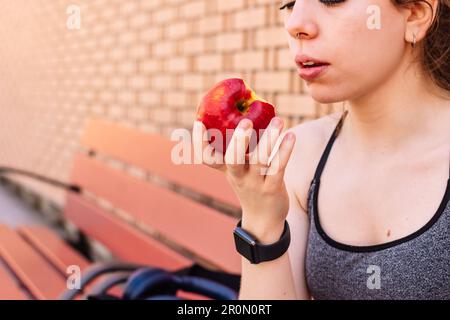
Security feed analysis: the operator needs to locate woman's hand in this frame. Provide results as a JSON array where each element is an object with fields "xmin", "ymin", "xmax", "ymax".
[{"xmin": 192, "ymin": 117, "xmax": 296, "ymax": 243}]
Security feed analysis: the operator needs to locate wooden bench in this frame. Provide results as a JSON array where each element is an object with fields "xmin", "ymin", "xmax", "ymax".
[{"xmin": 0, "ymin": 119, "xmax": 242, "ymax": 300}]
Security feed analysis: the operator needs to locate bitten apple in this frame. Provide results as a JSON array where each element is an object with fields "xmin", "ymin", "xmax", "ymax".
[{"xmin": 196, "ymin": 78, "xmax": 276, "ymax": 154}]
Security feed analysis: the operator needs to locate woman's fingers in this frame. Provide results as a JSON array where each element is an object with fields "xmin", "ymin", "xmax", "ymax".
[
  {"xmin": 193, "ymin": 117, "xmax": 288, "ymax": 178},
  {"xmin": 264, "ymin": 132, "xmax": 296, "ymax": 187},
  {"xmin": 224, "ymin": 119, "xmax": 253, "ymax": 177},
  {"xmin": 193, "ymin": 121, "xmax": 208, "ymax": 162},
  {"xmin": 193, "ymin": 121, "xmax": 223, "ymax": 170},
  {"xmin": 249, "ymin": 117, "xmax": 284, "ymax": 174}
]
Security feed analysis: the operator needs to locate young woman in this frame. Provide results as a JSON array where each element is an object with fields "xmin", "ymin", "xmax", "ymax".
[{"xmin": 193, "ymin": 0, "xmax": 449, "ymax": 299}]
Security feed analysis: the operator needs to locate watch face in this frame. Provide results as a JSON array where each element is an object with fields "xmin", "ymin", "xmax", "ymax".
[{"xmin": 234, "ymin": 229, "xmax": 256, "ymax": 262}]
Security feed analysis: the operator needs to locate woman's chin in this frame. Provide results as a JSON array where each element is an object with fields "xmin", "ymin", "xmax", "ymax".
[{"xmin": 309, "ymin": 89, "xmax": 347, "ymax": 104}]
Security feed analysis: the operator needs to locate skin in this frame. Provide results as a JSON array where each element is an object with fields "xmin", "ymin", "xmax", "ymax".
[{"xmin": 193, "ymin": 0, "xmax": 450, "ymax": 299}]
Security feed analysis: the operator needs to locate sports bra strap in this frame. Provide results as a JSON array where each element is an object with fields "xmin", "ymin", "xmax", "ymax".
[{"xmin": 313, "ymin": 110, "xmax": 349, "ymax": 181}]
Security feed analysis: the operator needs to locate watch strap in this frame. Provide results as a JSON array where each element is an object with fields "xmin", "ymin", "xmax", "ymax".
[{"xmin": 235, "ymin": 220, "xmax": 290, "ymax": 264}]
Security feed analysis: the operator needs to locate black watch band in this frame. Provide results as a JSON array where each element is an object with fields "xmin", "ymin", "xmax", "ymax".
[{"xmin": 233, "ymin": 220, "xmax": 291, "ymax": 264}]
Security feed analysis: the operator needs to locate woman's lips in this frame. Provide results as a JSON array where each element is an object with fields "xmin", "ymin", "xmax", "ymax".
[
  {"xmin": 298, "ymin": 64, "xmax": 329, "ymax": 81},
  {"xmin": 295, "ymin": 54, "xmax": 330, "ymax": 81}
]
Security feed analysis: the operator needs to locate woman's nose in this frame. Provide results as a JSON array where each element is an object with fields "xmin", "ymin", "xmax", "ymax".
[{"xmin": 284, "ymin": 3, "xmax": 319, "ymax": 41}]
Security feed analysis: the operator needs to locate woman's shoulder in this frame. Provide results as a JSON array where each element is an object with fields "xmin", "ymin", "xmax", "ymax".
[
  {"xmin": 284, "ymin": 111, "xmax": 344, "ymax": 211},
  {"xmin": 286, "ymin": 111, "xmax": 343, "ymax": 145}
]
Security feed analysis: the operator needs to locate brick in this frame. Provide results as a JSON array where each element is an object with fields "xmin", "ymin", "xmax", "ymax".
[
  {"xmin": 232, "ymin": 50, "xmax": 265, "ymax": 70},
  {"xmin": 139, "ymin": 91, "xmax": 161, "ymax": 106},
  {"xmin": 153, "ymin": 41, "xmax": 175, "ymax": 57},
  {"xmin": 180, "ymin": 74, "xmax": 205, "ymax": 90},
  {"xmin": 216, "ymin": 0, "xmax": 246, "ymax": 13},
  {"xmin": 180, "ymin": 0, "xmax": 206, "ymax": 19},
  {"xmin": 166, "ymin": 21, "xmax": 190, "ymax": 39},
  {"xmin": 255, "ymin": 26, "xmax": 289, "ymax": 48},
  {"xmin": 166, "ymin": 57, "xmax": 190, "ymax": 73},
  {"xmin": 198, "ymin": 15, "xmax": 224, "ymax": 35},
  {"xmin": 180, "ymin": 37, "xmax": 206, "ymax": 54},
  {"xmin": 276, "ymin": 47, "xmax": 296, "ymax": 69},
  {"xmin": 254, "ymin": 71, "xmax": 291, "ymax": 92},
  {"xmin": 195, "ymin": 54, "xmax": 223, "ymax": 72},
  {"xmin": 141, "ymin": 58, "xmax": 163, "ymax": 74},
  {"xmin": 216, "ymin": 32, "xmax": 244, "ymax": 53},
  {"xmin": 233, "ymin": 7, "xmax": 267, "ymax": 30},
  {"xmin": 152, "ymin": 7, "xmax": 176, "ymax": 24},
  {"xmin": 129, "ymin": 75, "xmax": 150, "ymax": 89}
]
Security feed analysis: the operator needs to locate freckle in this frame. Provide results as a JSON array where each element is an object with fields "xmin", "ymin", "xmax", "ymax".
[{"xmin": 387, "ymin": 229, "xmax": 391, "ymax": 237}]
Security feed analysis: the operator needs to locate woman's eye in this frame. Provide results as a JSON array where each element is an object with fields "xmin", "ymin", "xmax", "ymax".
[
  {"xmin": 279, "ymin": 0, "xmax": 346, "ymax": 10},
  {"xmin": 320, "ymin": 0, "xmax": 346, "ymax": 7},
  {"xmin": 279, "ymin": 1, "xmax": 295, "ymax": 11}
]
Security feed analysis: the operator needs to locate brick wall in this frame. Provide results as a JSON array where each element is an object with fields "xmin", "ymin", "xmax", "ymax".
[{"xmin": 0, "ymin": 0, "xmax": 342, "ymax": 205}]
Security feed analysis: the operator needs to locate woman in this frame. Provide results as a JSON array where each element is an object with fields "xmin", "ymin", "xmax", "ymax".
[{"xmin": 193, "ymin": 0, "xmax": 449, "ymax": 299}]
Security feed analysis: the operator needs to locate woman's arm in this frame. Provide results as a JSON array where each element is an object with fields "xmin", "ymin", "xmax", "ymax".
[
  {"xmin": 238, "ymin": 122, "xmax": 319, "ymax": 300},
  {"xmin": 238, "ymin": 185, "xmax": 310, "ymax": 300},
  {"xmin": 234, "ymin": 115, "xmax": 336, "ymax": 300},
  {"xmin": 285, "ymin": 186, "xmax": 311, "ymax": 299}
]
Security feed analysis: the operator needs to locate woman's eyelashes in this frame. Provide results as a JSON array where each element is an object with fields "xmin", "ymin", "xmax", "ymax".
[
  {"xmin": 280, "ymin": 1, "xmax": 295, "ymax": 10},
  {"xmin": 320, "ymin": 0, "xmax": 346, "ymax": 7},
  {"xmin": 279, "ymin": 0, "xmax": 346, "ymax": 11},
  {"xmin": 279, "ymin": 1, "xmax": 295, "ymax": 10}
]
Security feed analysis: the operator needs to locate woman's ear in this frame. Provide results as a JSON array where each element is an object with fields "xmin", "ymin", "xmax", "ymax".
[{"xmin": 403, "ymin": 0, "xmax": 439, "ymax": 45}]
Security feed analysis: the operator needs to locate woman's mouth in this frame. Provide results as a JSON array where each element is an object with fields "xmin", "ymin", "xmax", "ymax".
[
  {"xmin": 298, "ymin": 64, "xmax": 330, "ymax": 81},
  {"xmin": 295, "ymin": 54, "xmax": 330, "ymax": 81}
]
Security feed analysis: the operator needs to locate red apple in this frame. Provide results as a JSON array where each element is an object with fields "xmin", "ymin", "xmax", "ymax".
[{"xmin": 196, "ymin": 78, "xmax": 276, "ymax": 154}]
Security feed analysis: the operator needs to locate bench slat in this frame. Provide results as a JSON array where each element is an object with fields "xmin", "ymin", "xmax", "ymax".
[
  {"xmin": 80, "ymin": 119, "xmax": 240, "ymax": 208},
  {"xmin": 71, "ymin": 154, "xmax": 241, "ymax": 274},
  {"xmin": 18, "ymin": 226, "xmax": 90, "ymax": 273},
  {"xmin": 0, "ymin": 225, "xmax": 66, "ymax": 300},
  {"xmin": 0, "ymin": 263, "xmax": 28, "ymax": 300},
  {"xmin": 65, "ymin": 193, "xmax": 192, "ymax": 271},
  {"xmin": 18, "ymin": 226, "xmax": 125, "ymax": 299}
]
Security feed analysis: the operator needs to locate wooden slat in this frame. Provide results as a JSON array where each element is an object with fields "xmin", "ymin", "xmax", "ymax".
[
  {"xmin": 80, "ymin": 119, "xmax": 240, "ymax": 208},
  {"xmin": 65, "ymin": 193, "xmax": 192, "ymax": 271},
  {"xmin": 71, "ymin": 154, "xmax": 241, "ymax": 274},
  {"xmin": 18, "ymin": 226, "xmax": 125, "ymax": 299},
  {"xmin": 18, "ymin": 226, "xmax": 90, "ymax": 273},
  {"xmin": 177, "ymin": 290, "xmax": 211, "ymax": 300},
  {"xmin": 0, "ymin": 225, "xmax": 66, "ymax": 300},
  {"xmin": 0, "ymin": 263, "xmax": 28, "ymax": 300}
]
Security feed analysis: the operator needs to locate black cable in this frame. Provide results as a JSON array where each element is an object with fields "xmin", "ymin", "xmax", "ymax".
[{"xmin": 0, "ymin": 166, "xmax": 82, "ymax": 193}]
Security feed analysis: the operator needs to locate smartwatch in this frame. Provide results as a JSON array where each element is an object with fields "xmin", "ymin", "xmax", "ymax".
[{"xmin": 233, "ymin": 220, "xmax": 291, "ymax": 264}]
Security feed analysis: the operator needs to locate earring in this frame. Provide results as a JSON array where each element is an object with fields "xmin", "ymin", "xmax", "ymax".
[{"xmin": 411, "ymin": 33, "xmax": 416, "ymax": 48}]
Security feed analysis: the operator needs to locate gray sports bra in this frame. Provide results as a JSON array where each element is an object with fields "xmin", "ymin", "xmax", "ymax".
[{"xmin": 305, "ymin": 110, "xmax": 450, "ymax": 300}]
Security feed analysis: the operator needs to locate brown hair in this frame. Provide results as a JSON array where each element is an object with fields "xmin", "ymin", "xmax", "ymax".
[{"xmin": 392, "ymin": 0, "xmax": 449, "ymax": 92}]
